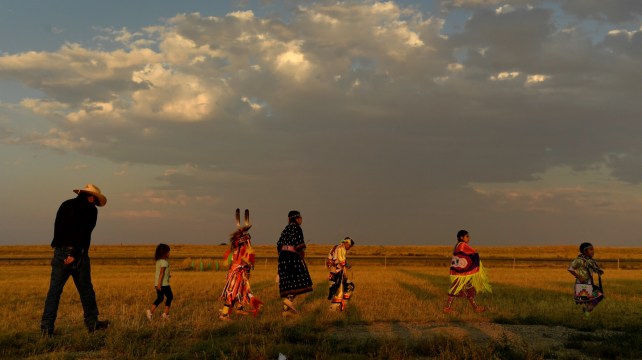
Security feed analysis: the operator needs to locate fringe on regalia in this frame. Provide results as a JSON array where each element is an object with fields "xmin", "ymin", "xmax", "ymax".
[
  {"xmin": 449, "ymin": 261, "xmax": 492, "ymax": 295},
  {"xmin": 449, "ymin": 240, "xmax": 492, "ymax": 295}
]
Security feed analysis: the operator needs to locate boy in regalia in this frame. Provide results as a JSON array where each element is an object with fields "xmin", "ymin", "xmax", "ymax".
[
  {"xmin": 327, "ymin": 237, "xmax": 355, "ymax": 311},
  {"xmin": 568, "ymin": 242, "xmax": 604, "ymax": 316}
]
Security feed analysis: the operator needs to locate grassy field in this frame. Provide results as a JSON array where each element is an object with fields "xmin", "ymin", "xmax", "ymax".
[{"xmin": 1, "ymin": 246, "xmax": 642, "ymax": 359}]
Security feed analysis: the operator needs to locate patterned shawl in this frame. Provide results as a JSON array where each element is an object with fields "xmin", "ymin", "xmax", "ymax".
[{"xmin": 449, "ymin": 241, "xmax": 492, "ymax": 294}]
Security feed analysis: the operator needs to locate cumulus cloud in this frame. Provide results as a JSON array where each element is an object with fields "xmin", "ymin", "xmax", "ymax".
[
  {"xmin": 525, "ymin": 74, "xmax": 550, "ymax": 86},
  {"xmin": 1, "ymin": 1, "xmax": 642, "ymax": 244},
  {"xmin": 602, "ymin": 27, "xmax": 642, "ymax": 58},
  {"xmin": 0, "ymin": 2, "xmax": 639, "ymax": 180},
  {"xmin": 130, "ymin": 63, "xmax": 217, "ymax": 122},
  {"xmin": 490, "ymin": 71, "xmax": 520, "ymax": 81}
]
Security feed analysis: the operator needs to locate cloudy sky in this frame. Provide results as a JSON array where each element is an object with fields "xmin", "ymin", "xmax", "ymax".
[{"xmin": 1, "ymin": 0, "xmax": 641, "ymax": 247}]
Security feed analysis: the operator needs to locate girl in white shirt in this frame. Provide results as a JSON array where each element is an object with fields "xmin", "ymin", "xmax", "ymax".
[{"xmin": 146, "ymin": 243, "xmax": 173, "ymax": 320}]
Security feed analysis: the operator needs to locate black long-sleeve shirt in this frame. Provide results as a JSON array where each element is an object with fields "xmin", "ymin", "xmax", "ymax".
[{"xmin": 50, "ymin": 196, "xmax": 97, "ymax": 257}]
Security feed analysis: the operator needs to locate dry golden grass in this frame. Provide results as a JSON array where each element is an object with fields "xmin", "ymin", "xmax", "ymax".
[{"xmin": 2, "ymin": 245, "xmax": 642, "ymax": 359}]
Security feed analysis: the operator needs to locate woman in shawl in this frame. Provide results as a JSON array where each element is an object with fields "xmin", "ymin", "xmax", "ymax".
[{"xmin": 444, "ymin": 230, "xmax": 492, "ymax": 313}]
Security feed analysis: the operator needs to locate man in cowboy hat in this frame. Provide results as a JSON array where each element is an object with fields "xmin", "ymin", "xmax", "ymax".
[{"xmin": 41, "ymin": 184, "xmax": 109, "ymax": 336}]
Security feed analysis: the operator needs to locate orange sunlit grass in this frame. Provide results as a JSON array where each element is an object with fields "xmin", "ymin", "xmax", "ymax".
[{"xmin": 1, "ymin": 245, "xmax": 641, "ymax": 359}]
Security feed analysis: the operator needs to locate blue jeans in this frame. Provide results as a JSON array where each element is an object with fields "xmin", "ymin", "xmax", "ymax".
[{"xmin": 41, "ymin": 247, "xmax": 99, "ymax": 332}]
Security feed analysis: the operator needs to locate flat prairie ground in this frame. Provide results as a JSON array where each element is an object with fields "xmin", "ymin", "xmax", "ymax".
[{"xmin": 1, "ymin": 246, "xmax": 642, "ymax": 359}]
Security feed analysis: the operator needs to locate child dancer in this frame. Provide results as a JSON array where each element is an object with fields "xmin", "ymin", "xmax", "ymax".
[
  {"xmin": 219, "ymin": 209, "xmax": 263, "ymax": 321},
  {"xmin": 327, "ymin": 237, "xmax": 355, "ymax": 311},
  {"xmin": 444, "ymin": 230, "xmax": 491, "ymax": 313},
  {"xmin": 146, "ymin": 243, "xmax": 173, "ymax": 320},
  {"xmin": 568, "ymin": 242, "xmax": 604, "ymax": 316}
]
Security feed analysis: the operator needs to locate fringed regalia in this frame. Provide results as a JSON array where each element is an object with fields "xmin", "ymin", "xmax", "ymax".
[
  {"xmin": 327, "ymin": 243, "xmax": 354, "ymax": 311},
  {"xmin": 568, "ymin": 254, "xmax": 604, "ymax": 310},
  {"xmin": 449, "ymin": 241, "xmax": 491, "ymax": 296},
  {"xmin": 277, "ymin": 222, "xmax": 313, "ymax": 298},
  {"xmin": 219, "ymin": 209, "xmax": 262, "ymax": 320}
]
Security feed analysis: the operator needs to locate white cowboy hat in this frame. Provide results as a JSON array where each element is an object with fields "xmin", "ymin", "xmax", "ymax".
[{"xmin": 73, "ymin": 184, "xmax": 107, "ymax": 206}]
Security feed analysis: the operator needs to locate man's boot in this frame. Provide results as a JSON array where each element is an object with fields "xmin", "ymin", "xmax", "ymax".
[{"xmin": 87, "ymin": 319, "xmax": 109, "ymax": 333}]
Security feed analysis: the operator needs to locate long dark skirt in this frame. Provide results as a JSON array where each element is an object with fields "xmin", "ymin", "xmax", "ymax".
[{"xmin": 278, "ymin": 251, "xmax": 313, "ymax": 298}]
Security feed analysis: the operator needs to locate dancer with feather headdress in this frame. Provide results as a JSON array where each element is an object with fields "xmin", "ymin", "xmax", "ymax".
[{"xmin": 219, "ymin": 209, "xmax": 263, "ymax": 321}]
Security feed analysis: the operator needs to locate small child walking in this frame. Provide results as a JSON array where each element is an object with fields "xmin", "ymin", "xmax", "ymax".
[
  {"xmin": 146, "ymin": 243, "xmax": 173, "ymax": 321},
  {"xmin": 444, "ymin": 230, "xmax": 492, "ymax": 313},
  {"xmin": 568, "ymin": 242, "xmax": 604, "ymax": 316}
]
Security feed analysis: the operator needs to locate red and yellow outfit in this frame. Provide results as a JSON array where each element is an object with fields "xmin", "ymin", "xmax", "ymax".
[
  {"xmin": 445, "ymin": 241, "xmax": 491, "ymax": 312},
  {"xmin": 220, "ymin": 233, "xmax": 262, "ymax": 318}
]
